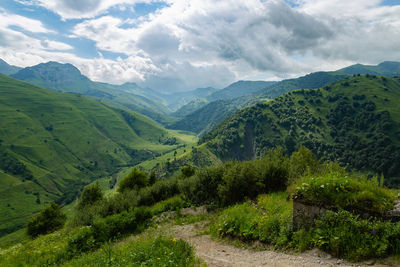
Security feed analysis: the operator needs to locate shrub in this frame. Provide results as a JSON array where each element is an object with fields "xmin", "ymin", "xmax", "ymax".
[
  {"xmin": 150, "ymin": 195, "xmax": 187, "ymax": 215},
  {"xmin": 27, "ymin": 203, "xmax": 67, "ymax": 238},
  {"xmin": 312, "ymin": 210, "xmax": 400, "ymax": 261},
  {"xmin": 289, "ymin": 146, "xmax": 320, "ymax": 181},
  {"xmin": 181, "ymin": 166, "xmax": 195, "ymax": 178},
  {"xmin": 67, "ymin": 207, "xmax": 152, "ymax": 255},
  {"xmin": 118, "ymin": 167, "xmax": 149, "ymax": 193},
  {"xmin": 218, "ymin": 161, "xmax": 263, "ymax": 205},
  {"xmin": 179, "ymin": 165, "xmax": 225, "ymax": 205},
  {"xmin": 256, "ymin": 148, "xmax": 289, "ymax": 192},
  {"xmin": 77, "ymin": 183, "xmax": 103, "ymax": 209},
  {"xmin": 137, "ymin": 176, "xmax": 180, "ymax": 206}
]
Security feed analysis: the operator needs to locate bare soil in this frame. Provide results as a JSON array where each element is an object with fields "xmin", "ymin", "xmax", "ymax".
[{"xmin": 171, "ymin": 222, "xmax": 390, "ymax": 267}]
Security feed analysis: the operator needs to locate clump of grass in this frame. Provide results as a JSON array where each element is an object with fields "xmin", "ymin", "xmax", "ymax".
[
  {"xmin": 291, "ymin": 174, "xmax": 396, "ymax": 214},
  {"xmin": 64, "ymin": 236, "xmax": 199, "ymax": 267},
  {"xmin": 295, "ymin": 210, "xmax": 400, "ymax": 261},
  {"xmin": 210, "ymin": 192, "xmax": 292, "ymax": 247}
]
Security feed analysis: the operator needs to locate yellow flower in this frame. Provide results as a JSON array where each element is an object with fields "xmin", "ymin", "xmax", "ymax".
[
  {"xmin": 157, "ymin": 257, "xmax": 161, "ymax": 261},
  {"xmin": 172, "ymin": 237, "xmax": 177, "ymax": 242}
]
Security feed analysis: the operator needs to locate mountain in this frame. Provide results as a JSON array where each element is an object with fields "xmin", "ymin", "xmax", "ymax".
[
  {"xmin": 207, "ymin": 80, "xmax": 276, "ymax": 101},
  {"xmin": 173, "ymin": 81, "xmax": 276, "ymax": 117},
  {"xmin": 0, "ymin": 74, "xmax": 187, "ymax": 236},
  {"xmin": 0, "ymin": 59, "xmax": 21, "ymax": 76},
  {"xmin": 163, "ymin": 87, "xmax": 218, "ymax": 111},
  {"xmin": 170, "ymin": 62, "xmax": 400, "ymax": 137},
  {"xmin": 338, "ymin": 61, "xmax": 400, "ymax": 76},
  {"xmin": 201, "ymin": 75, "xmax": 400, "ymax": 185},
  {"xmin": 171, "ymin": 72, "xmax": 348, "ymax": 135},
  {"xmin": 11, "ymin": 62, "xmax": 173, "ymax": 125}
]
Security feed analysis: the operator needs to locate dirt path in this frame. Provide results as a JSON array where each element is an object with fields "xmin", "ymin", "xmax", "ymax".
[{"xmin": 172, "ymin": 223, "xmax": 389, "ymax": 267}]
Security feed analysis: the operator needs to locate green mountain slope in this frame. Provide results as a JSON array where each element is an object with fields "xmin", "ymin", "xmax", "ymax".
[
  {"xmin": 173, "ymin": 81, "xmax": 275, "ymax": 117},
  {"xmin": 0, "ymin": 74, "xmax": 187, "ymax": 236},
  {"xmin": 0, "ymin": 59, "xmax": 21, "ymax": 76},
  {"xmin": 171, "ymin": 72, "xmax": 348, "ymax": 135},
  {"xmin": 201, "ymin": 75, "xmax": 400, "ymax": 184},
  {"xmin": 164, "ymin": 87, "xmax": 218, "ymax": 111},
  {"xmin": 11, "ymin": 62, "xmax": 173, "ymax": 125},
  {"xmin": 207, "ymin": 81, "xmax": 276, "ymax": 101},
  {"xmin": 338, "ymin": 61, "xmax": 400, "ymax": 76}
]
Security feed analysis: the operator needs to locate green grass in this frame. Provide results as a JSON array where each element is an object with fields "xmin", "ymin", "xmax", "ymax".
[
  {"xmin": 63, "ymin": 236, "xmax": 198, "ymax": 267},
  {"xmin": 210, "ymin": 192, "xmax": 292, "ymax": 246},
  {"xmin": 291, "ymin": 174, "xmax": 396, "ymax": 214},
  {"xmin": 0, "ymin": 74, "xmax": 196, "ymax": 241}
]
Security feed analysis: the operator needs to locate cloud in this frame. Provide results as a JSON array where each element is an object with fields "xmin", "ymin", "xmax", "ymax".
[
  {"xmin": 3, "ymin": 0, "xmax": 400, "ymax": 92},
  {"xmin": 17, "ymin": 0, "xmax": 162, "ymax": 20},
  {"xmin": 0, "ymin": 10, "xmax": 52, "ymax": 33}
]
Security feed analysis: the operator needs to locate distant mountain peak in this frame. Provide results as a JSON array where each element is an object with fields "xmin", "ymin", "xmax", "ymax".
[
  {"xmin": 0, "ymin": 58, "xmax": 22, "ymax": 76},
  {"xmin": 11, "ymin": 61, "xmax": 89, "ymax": 83}
]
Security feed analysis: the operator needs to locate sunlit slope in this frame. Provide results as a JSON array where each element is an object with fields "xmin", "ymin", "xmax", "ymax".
[{"xmin": 0, "ymin": 74, "xmax": 181, "ymax": 236}]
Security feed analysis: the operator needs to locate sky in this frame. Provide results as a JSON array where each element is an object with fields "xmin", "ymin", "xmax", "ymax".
[{"xmin": 0, "ymin": 0, "xmax": 400, "ymax": 92}]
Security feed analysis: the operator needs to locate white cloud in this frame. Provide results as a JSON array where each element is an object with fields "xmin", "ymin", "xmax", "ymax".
[
  {"xmin": 0, "ymin": 10, "xmax": 51, "ymax": 33},
  {"xmin": 17, "ymin": 0, "xmax": 163, "ymax": 20},
  {"xmin": 3, "ymin": 0, "xmax": 400, "ymax": 92},
  {"xmin": 40, "ymin": 40, "xmax": 74, "ymax": 51}
]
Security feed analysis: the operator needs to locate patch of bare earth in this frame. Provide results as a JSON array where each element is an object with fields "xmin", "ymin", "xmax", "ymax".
[{"xmin": 171, "ymin": 221, "xmax": 390, "ymax": 267}]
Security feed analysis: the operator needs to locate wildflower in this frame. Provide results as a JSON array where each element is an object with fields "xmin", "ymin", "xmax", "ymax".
[
  {"xmin": 157, "ymin": 257, "xmax": 161, "ymax": 261},
  {"xmin": 172, "ymin": 237, "xmax": 177, "ymax": 242},
  {"xmin": 372, "ymin": 229, "xmax": 376, "ymax": 235}
]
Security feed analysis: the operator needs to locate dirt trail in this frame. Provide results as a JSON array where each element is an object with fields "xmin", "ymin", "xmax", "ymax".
[{"xmin": 172, "ymin": 223, "xmax": 389, "ymax": 267}]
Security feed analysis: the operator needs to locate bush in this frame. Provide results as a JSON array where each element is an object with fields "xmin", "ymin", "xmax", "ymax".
[
  {"xmin": 27, "ymin": 203, "xmax": 67, "ymax": 238},
  {"xmin": 150, "ymin": 195, "xmax": 187, "ymax": 215},
  {"xmin": 77, "ymin": 183, "xmax": 103, "ymax": 209},
  {"xmin": 289, "ymin": 146, "xmax": 320, "ymax": 181},
  {"xmin": 137, "ymin": 176, "xmax": 180, "ymax": 206},
  {"xmin": 257, "ymin": 148, "xmax": 289, "ymax": 192},
  {"xmin": 181, "ymin": 166, "xmax": 195, "ymax": 178},
  {"xmin": 67, "ymin": 207, "xmax": 152, "ymax": 255},
  {"xmin": 118, "ymin": 167, "xmax": 149, "ymax": 193},
  {"xmin": 312, "ymin": 210, "xmax": 400, "ymax": 261},
  {"xmin": 179, "ymin": 165, "xmax": 225, "ymax": 205},
  {"xmin": 218, "ymin": 161, "xmax": 263, "ymax": 205}
]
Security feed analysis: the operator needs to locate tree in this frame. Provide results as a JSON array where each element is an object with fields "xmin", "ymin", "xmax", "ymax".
[
  {"xmin": 26, "ymin": 203, "xmax": 66, "ymax": 238},
  {"xmin": 181, "ymin": 166, "xmax": 195, "ymax": 178},
  {"xmin": 118, "ymin": 167, "xmax": 149, "ymax": 193}
]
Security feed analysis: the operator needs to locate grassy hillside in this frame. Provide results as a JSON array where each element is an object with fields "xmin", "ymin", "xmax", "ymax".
[
  {"xmin": 11, "ymin": 62, "xmax": 173, "ymax": 125},
  {"xmin": 201, "ymin": 75, "xmax": 400, "ymax": 184},
  {"xmin": 0, "ymin": 74, "xmax": 192, "ymax": 236}
]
